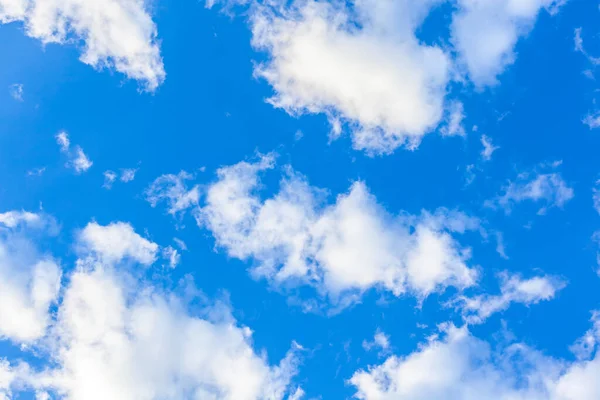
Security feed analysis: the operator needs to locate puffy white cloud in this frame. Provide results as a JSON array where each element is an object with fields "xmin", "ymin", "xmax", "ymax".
[
  {"xmin": 488, "ymin": 163, "xmax": 574, "ymax": 214},
  {"xmin": 480, "ymin": 135, "xmax": 499, "ymax": 161},
  {"xmin": 30, "ymin": 265, "xmax": 300, "ymax": 400},
  {"xmin": 451, "ymin": 0, "xmax": 564, "ymax": 86},
  {"xmin": 55, "ymin": 131, "xmax": 93, "ymax": 174},
  {"xmin": 453, "ymin": 271, "xmax": 566, "ymax": 324},
  {"xmin": 350, "ymin": 322, "xmax": 600, "ymax": 400},
  {"xmin": 0, "ymin": 211, "xmax": 61, "ymax": 343},
  {"xmin": 77, "ymin": 221, "xmax": 159, "ymax": 265},
  {"xmin": 249, "ymin": 0, "xmax": 450, "ymax": 154},
  {"xmin": 146, "ymin": 171, "xmax": 201, "ymax": 218},
  {"xmin": 583, "ymin": 112, "xmax": 600, "ymax": 129},
  {"xmin": 0, "ymin": 0, "xmax": 165, "ymax": 90},
  {"xmin": 162, "ymin": 245, "xmax": 180, "ymax": 268},
  {"xmin": 103, "ymin": 168, "xmax": 137, "ymax": 189},
  {"xmin": 8, "ymin": 83, "xmax": 23, "ymax": 101},
  {"xmin": 197, "ymin": 155, "xmax": 479, "ymax": 306}
]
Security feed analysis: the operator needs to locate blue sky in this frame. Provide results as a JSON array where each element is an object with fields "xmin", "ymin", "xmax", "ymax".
[{"xmin": 1, "ymin": 0, "xmax": 600, "ymax": 399}]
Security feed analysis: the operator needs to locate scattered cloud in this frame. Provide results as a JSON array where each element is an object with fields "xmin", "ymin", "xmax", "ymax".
[
  {"xmin": 584, "ymin": 112, "xmax": 600, "ymax": 129},
  {"xmin": 120, "ymin": 168, "xmax": 137, "ymax": 182},
  {"xmin": 162, "ymin": 245, "xmax": 180, "ymax": 268},
  {"xmin": 350, "ymin": 321, "xmax": 600, "ymax": 400},
  {"xmin": 0, "ymin": 0, "xmax": 165, "ymax": 90},
  {"xmin": 195, "ymin": 155, "xmax": 479, "ymax": 307},
  {"xmin": 575, "ymin": 28, "xmax": 600, "ymax": 66},
  {"xmin": 451, "ymin": 0, "xmax": 565, "ymax": 86},
  {"xmin": 488, "ymin": 163, "xmax": 574, "ymax": 214},
  {"xmin": 452, "ymin": 271, "xmax": 566, "ymax": 324},
  {"xmin": 102, "ymin": 170, "xmax": 118, "ymax": 189},
  {"xmin": 26, "ymin": 167, "xmax": 46, "ymax": 177},
  {"xmin": 145, "ymin": 171, "xmax": 200, "ymax": 218},
  {"xmin": 481, "ymin": 134, "xmax": 499, "ymax": 161},
  {"xmin": 362, "ymin": 330, "xmax": 391, "ymax": 356},
  {"xmin": 440, "ymin": 101, "xmax": 466, "ymax": 137},
  {"xmin": 9, "ymin": 83, "xmax": 23, "ymax": 101},
  {"xmin": 55, "ymin": 131, "xmax": 93, "ymax": 174}
]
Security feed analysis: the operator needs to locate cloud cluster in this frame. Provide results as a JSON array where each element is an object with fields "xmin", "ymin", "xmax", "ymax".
[
  {"xmin": 221, "ymin": 0, "xmax": 564, "ymax": 154},
  {"xmin": 350, "ymin": 321, "xmax": 600, "ymax": 400},
  {"xmin": 0, "ymin": 0, "xmax": 165, "ymax": 90},
  {"xmin": 191, "ymin": 155, "xmax": 480, "ymax": 306},
  {"xmin": 0, "ymin": 217, "xmax": 301, "ymax": 400}
]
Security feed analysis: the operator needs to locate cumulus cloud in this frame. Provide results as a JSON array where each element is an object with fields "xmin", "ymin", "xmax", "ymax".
[
  {"xmin": 480, "ymin": 135, "xmax": 499, "ymax": 161},
  {"xmin": 451, "ymin": 0, "xmax": 565, "ymax": 86},
  {"xmin": 146, "ymin": 171, "xmax": 201, "ymax": 218},
  {"xmin": 440, "ymin": 101, "xmax": 466, "ymax": 137},
  {"xmin": 362, "ymin": 330, "xmax": 391, "ymax": 355},
  {"xmin": 120, "ymin": 168, "xmax": 137, "ymax": 182},
  {"xmin": 103, "ymin": 170, "xmax": 118, "ymax": 189},
  {"xmin": 162, "ymin": 245, "xmax": 180, "ymax": 268},
  {"xmin": 249, "ymin": 0, "xmax": 450, "ymax": 154},
  {"xmin": 583, "ymin": 112, "xmax": 600, "ymax": 129},
  {"xmin": 453, "ymin": 271, "xmax": 566, "ymax": 324},
  {"xmin": 196, "ymin": 155, "xmax": 479, "ymax": 307},
  {"xmin": 0, "ymin": 218, "xmax": 301, "ymax": 399},
  {"xmin": 30, "ymin": 265, "xmax": 300, "ymax": 400},
  {"xmin": 0, "ymin": 0, "xmax": 165, "ymax": 90},
  {"xmin": 488, "ymin": 163, "xmax": 574, "ymax": 214},
  {"xmin": 350, "ymin": 322, "xmax": 600, "ymax": 400},
  {"xmin": 77, "ymin": 221, "xmax": 159, "ymax": 265},
  {"xmin": 0, "ymin": 211, "xmax": 61, "ymax": 343},
  {"xmin": 55, "ymin": 131, "xmax": 93, "ymax": 174}
]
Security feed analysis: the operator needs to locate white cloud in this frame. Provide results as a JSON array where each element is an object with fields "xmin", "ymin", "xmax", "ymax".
[
  {"xmin": 583, "ymin": 112, "xmax": 600, "ymax": 129},
  {"xmin": 453, "ymin": 271, "xmax": 566, "ymax": 324},
  {"xmin": 0, "ymin": 0, "xmax": 165, "ymax": 90},
  {"xmin": 55, "ymin": 131, "xmax": 93, "ymax": 174},
  {"xmin": 575, "ymin": 28, "xmax": 600, "ymax": 66},
  {"xmin": 27, "ymin": 265, "xmax": 300, "ymax": 400},
  {"xmin": 489, "ymin": 164, "xmax": 574, "ymax": 214},
  {"xmin": 350, "ymin": 322, "xmax": 600, "ymax": 400},
  {"xmin": 480, "ymin": 135, "xmax": 499, "ymax": 161},
  {"xmin": 162, "ymin": 245, "xmax": 180, "ymax": 268},
  {"xmin": 249, "ymin": 0, "xmax": 450, "ymax": 154},
  {"xmin": 103, "ymin": 170, "xmax": 118, "ymax": 189},
  {"xmin": 197, "ymin": 155, "xmax": 479, "ymax": 307},
  {"xmin": 77, "ymin": 221, "xmax": 159, "ymax": 265},
  {"xmin": 0, "ymin": 210, "xmax": 42, "ymax": 228},
  {"xmin": 120, "ymin": 168, "xmax": 137, "ymax": 182},
  {"xmin": 146, "ymin": 171, "xmax": 201, "ymax": 217},
  {"xmin": 363, "ymin": 330, "xmax": 391, "ymax": 355},
  {"xmin": 494, "ymin": 231, "xmax": 508, "ymax": 259},
  {"xmin": 8, "ymin": 83, "xmax": 23, "ymax": 101},
  {"xmin": 594, "ymin": 180, "xmax": 600, "ymax": 215},
  {"xmin": 55, "ymin": 131, "xmax": 70, "ymax": 153},
  {"xmin": 0, "ymin": 211, "xmax": 61, "ymax": 343},
  {"xmin": 451, "ymin": 0, "xmax": 564, "ymax": 86},
  {"xmin": 440, "ymin": 101, "xmax": 466, "ymax": 137}
]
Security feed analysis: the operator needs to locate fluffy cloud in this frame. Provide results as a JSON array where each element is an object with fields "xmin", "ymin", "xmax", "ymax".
[
  {"xmin": 0, "ymin": 211, "xmax": 61, "ymax": 343},
  {"xmin": 249, "ymin": 0, "xmax": 450, "ymax": 154},
  {"xmin": 103, "ymin": 168, "xmax": 138, "ymax": 189},
  {"xmin": 350, "ymin": 322, "xmax": 600, "ymax": 400},
  {"xmin": 32, "ymin": 265, "xmax": 300, "ymax": 400},
  {"xmin": 453, "ymin": 271, "xmax": 566, "ymax": 324},
  {"xmin": 0, "ymin": 0, "xmax": 165, "ymax": 90},
  {"xmin": 195, "ymin": 155, "xmax": 479, "ymax": 306},
  {"xmin": 0, "ymin": 219, "xmax": 300, "ymax": 400},
  {"xmin": 77, "ymin": 221, "xmax": 159, "ymax": 265},
  {"xmin": 55, "ymin": 131, "xmax": 93, "ymax": 174},
  {"xmin": 488, "ymin": 163, "xmax": 574, "ymax": 214},
  {"xmin": 451, "ymin": 0, "xmax": 564, "ymax": 86}
]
